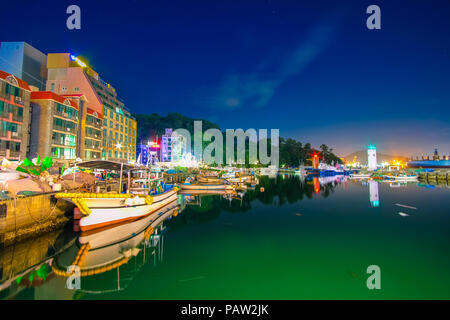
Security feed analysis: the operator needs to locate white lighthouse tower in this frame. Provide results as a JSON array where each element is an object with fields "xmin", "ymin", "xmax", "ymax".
[{"xmin": 367, "ymin": 144, "xmax": 377, "ymax": 171}]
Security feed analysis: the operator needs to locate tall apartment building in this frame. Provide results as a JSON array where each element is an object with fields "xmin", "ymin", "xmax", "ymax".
[
  {"xmin": 0, "ymin": 42, "xmax": 47, "ymax": 91},
  {"xmin": 84, "ymin": 107, "xmax": 103, "ymax": 159},
  {"xmin": 161, "ymin": 128, "xmax": 186, "ymax": 162},
  {"xmin": 46, "ymin": 53, "xmax": 136, "ymax": 162},
  {"xmin": 0, "ymin": 70, "xmax": 31, "ymax": 160},
  {"xmin": 29, "ymin": 91, "xmax": 79, "ymax": 160}
]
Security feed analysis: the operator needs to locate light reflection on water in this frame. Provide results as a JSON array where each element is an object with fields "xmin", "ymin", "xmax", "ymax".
[{"xmin": 1, "ymin": 175, "xmax": 450, "ymax": 299}]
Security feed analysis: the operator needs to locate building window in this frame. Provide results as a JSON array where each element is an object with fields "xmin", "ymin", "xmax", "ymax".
[
  {"xmin": 74, "ymin": 87, "xmax": 79, "ymax": 92},
  {"xmin": 50, "ymin": 83, "xmax": 55, "ymax": 92}
]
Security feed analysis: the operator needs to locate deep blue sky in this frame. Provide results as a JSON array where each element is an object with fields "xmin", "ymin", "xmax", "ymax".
[{"xmin": 1, "ymin": 0, "xmax": 449, "ymax": 156}]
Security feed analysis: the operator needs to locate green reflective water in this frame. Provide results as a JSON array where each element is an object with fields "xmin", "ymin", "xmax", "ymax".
[{"xmin": 2, "ymin": 175, "xmax": 450, "ymax": 300}]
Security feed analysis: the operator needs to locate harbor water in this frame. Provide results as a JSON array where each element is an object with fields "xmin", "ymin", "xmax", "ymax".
[{"xmin": 1, "ymin": 175, "xmax": 450, "ymax": 299}]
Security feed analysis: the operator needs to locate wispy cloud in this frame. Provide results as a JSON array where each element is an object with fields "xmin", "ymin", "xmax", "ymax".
[{"xmin": 211, "ymin": 19, "xmax": 338, "ymax": 109}]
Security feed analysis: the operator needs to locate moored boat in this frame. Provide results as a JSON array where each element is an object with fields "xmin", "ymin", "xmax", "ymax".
[
  {"xmin": 226, "ymin": 176, "xmax": 249, "ymax": 183},
  {"xmin": 55, "ymin": 186, "xmax": 179, "ymax": 231},
  {"xmin": 197, "ymin": 176, "xmax": 224, "ymax": 184},
  {"xmin": 393, "ymin": 174, "xmax": 418, "ymax": 181},
  {"xmin": 178, "ymin": 189, "xmax": 235, "ymax": 195},
  {"xmin": 180, "ymin": 183, "xmax": 233, "ymax": 191}
]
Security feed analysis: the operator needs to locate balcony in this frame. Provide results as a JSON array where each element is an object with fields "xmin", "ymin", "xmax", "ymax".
[
  {"xmin": 53, "ymin": 124, "xmax": 77, "ymax": 133},
  {"xmin": 10, "ymin": 131, "xmax": 22, "ymax": 140},
  {"xmin": 0, "ymin": 111, "xmax": 10, "ymax": 120},
  {"xmin": 85, "ymin": 131, "xmax": 102, "ymax": 140},
  {"xmin": 12, "ymin": 114, "xmax": 23, "ymax": 123},
  {"xmin": 14, "ymin": 96, "xmax": 24, "ymax": 105},
  {"xmin": 0, "ymin": 92, "xmax": 11, "ymax": 100},
  {"xmin": 52, "ymin": 139, "xmax": 76, "ymax": 147},
  {"xmin": 85, "ymin": 141, "xmax": 102, "ymax": 150},
  {"xmin": 85, "ymin": 120, "xmax": 102, "ymax": 129},
  {"xmin": 54, "ymin": 110, "xmax": 78, "ymax": 122}
]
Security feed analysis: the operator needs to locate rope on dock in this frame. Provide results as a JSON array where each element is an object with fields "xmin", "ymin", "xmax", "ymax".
[{"xmin": 24, "ymin": 195, "xmax": 55, "ymax": 223}]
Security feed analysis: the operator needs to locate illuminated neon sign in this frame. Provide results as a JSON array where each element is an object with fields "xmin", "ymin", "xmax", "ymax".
[{"xmin": 151, "ymin": 141, "xmax": 160, "ymax": 148}]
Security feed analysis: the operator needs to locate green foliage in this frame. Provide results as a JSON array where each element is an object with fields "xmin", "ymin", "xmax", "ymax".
[
  {"xmin": 134, "ymin": 112, "xmax": 342, "ymax": 167},
  {"xmin": 16, "ymin": 156, "xmax": 54, "ymax": 176},
  {"xmin": 279, "ymin": 138, "xmax": 343, "ymax": 167},
  {"xmin": 41, "ymin": 156, "xmax": 53, "ymax": 172},
  {"xmin": 134, "ymin": 112, "xmax": 220, "ymax": 142},
  {"xmin": 175, "ymin": 166, "xmax": 187, "ymax": 173}
]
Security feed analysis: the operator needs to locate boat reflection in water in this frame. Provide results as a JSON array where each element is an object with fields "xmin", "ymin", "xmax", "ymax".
[{"xmin": 50, "ymin": 199, "xmax": 184, "ymax": 295}]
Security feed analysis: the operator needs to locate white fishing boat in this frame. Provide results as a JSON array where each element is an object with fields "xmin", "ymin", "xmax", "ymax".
[
  {"xmin": 259, "ymin": 165, "xmax": 278, "ymax": 176},
  {"xmin": 78, "ymin": 200, "xmax": 179, "ymax": 244},
  {"xmin": 181, "ymin": 183, "xmax": 233, "ymax": 191},
  {"xmin": 56, "ymin": 188, "xmax": 178, "ymax": 231},
  {"xmin": 393, "ymin": 174, "xmax": 418, "ymax": 181},
  {"xmin": 178, "ymin": 189, "xmax": 235, "ymax": 195},
  {"xmin": 226, "ymin": 176, "xmax": 248, "ymax": 183},
  {"xmin": 197, "ymin": 176, "xmax": 224, "ymax": 184},
  {"xmin": 181, "ymin": 176, "xmax": 233, "ymax": 191}
]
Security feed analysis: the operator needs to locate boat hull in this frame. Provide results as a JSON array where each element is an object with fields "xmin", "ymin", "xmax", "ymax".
[
  {"xmin": 180, "ymin": 184, "xmax": 233, "ymax": 191},
  {"xmin": 197, "ymin": 177, "xmax": 224, "ymax": 184},
  {"xmin": 79, "ymin": 190, "xmax": 178, "ymax": 231},
  {"xmin": 60, "ymin": 191, "xmax": 174, "ymax": 208},
  {"xmin": 178, "ymin": 189, "xmax": 234, "ymax": 195},
  {"xmin": 226, "ymin": 177, "xmax": 249, "ymax": 183}
]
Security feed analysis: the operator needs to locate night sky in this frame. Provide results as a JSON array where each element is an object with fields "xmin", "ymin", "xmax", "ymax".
[{"xmin": 1, "ymin": 0, "xmax": 449, "ymax": 157}]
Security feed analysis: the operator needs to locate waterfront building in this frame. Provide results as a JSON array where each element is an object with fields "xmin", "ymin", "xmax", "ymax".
[
  {"xmin": 29, "ymin": 91, "xmax": 79, "ymax": 160},
  {"xmin": 84, "ymin": 107, "xmax": 103, "ymax": 159},
  {"xmin": 0, "ymin": 70, "xmax": 31, "ymax": 160},
  {"xmin": 367, "ymin": 144, "xmax": 377, "ymax": 171},
  {"xmin": 161, "ymin": 128, "xmax": 187, "ymax": 162},
  {"xmin": 139, "ymin": 140, "xmax": 161, "ymax": 166},
  {"xmin": 0, "ymin": 42, "xmax": 47, "ymax": 91},
  {"xmin": 46, "ymin": 53, "xmax": 136, "ymax": 162}
]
